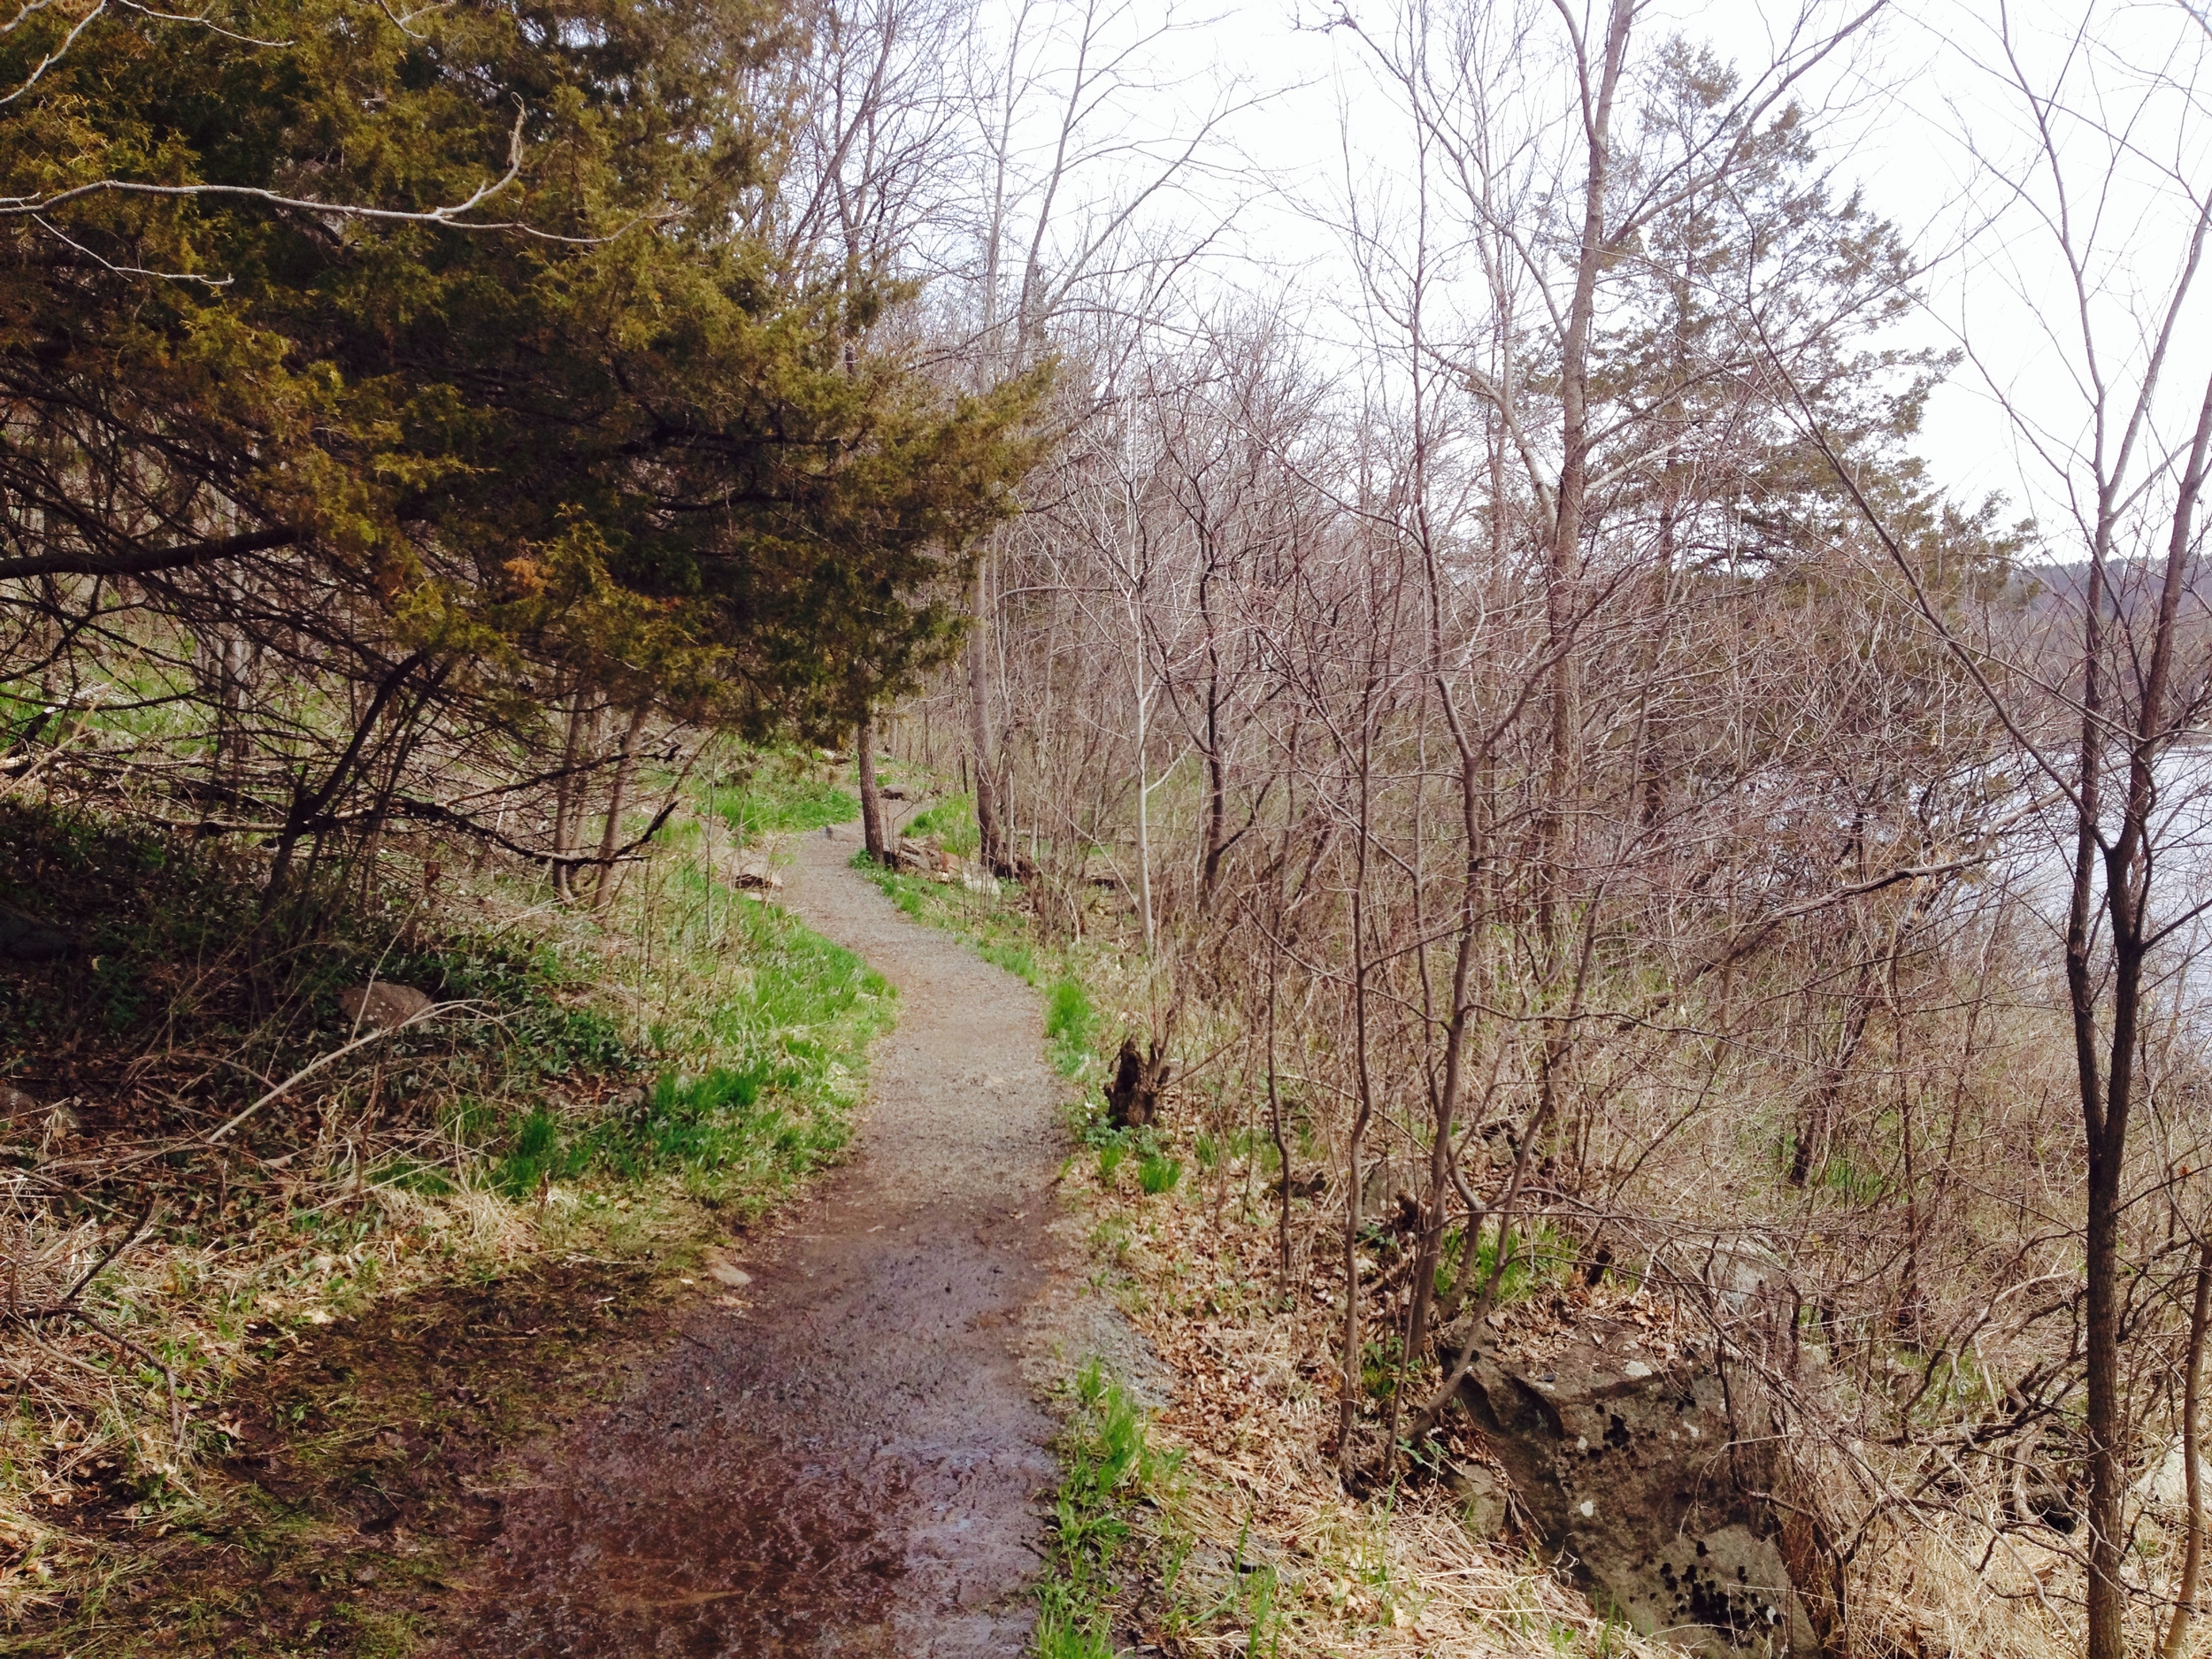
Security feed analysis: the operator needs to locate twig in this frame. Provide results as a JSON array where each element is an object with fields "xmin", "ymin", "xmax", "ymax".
[
  {"xmin": 62, "ymin": 1194, "xmax": 158, "ymax": 1303},
  {"xmin": 206, "ymin": 1002, "xmax": 465, "ymax": 1143},
  {"xmin": 67, "ymin": 1308, "xmax": 184, "ymax": 1449}
]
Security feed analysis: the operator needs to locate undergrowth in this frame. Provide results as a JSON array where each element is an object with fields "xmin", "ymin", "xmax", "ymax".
[
  {"xmin": 902, "ymin": 791, "xmax": 981, "ymax": 858},
  {"xmin": 706, "ymin": 749, "xmax": 857, "ymax": 838},
  {"xmin": 0, "ymin": 765, "xmax": 891, "ymax": 1646},
  {"xmin": 1035, "ymin": 1361, "xmax": 1166, "ymax": 1659},
  {"xmin": 840, "ymin": 771, "xmax": 1644, "ymax": 1657}
]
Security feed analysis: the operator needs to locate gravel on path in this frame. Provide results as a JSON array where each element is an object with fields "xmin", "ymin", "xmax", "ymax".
[{"xmin": 431, "ymin": 826, "xmax": 1068, "ymax": 1657}]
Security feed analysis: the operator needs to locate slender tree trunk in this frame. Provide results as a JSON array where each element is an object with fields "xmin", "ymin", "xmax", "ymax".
[
  {"xmin": 1339, "ymin": 738, "xmax": 1377, "ymax": 1482},
  {"xmin": 265, "ymin": 651, "xmax": 426, "ymax": 903},
  {"xmin": 856, "ymin": 708, "xmax": 888, "ymax": 864},
  {"xmin": 1133, "ymin": 603, "xmax": 1155, "ymax": 954},
  {"xmin": 1385, "ymin": 922, "xmax": 1475, "ymax": 1480},
  {"xmin": 2164, "ymin": 1243, "xmax": 2211, "ymax": 1659},
  {"xmin": 352, "ymin": 712, "xmax": 427, "ymax": 906},
  {"xmin": 1534, "ymin": 0, "xmax": 1633, "ymax": 946},
  {"xmin": 1789, "ymin": 956, "xmax": 1878, "ymax": 1187},
  {"xmin": 593, "ymin": 704, "xmax": 650, "ymax": 911},
  {"xmin": 551, "ymin": 678, "xmax": 584, "ymax": 899},
  {"xmin": 968, "ymin": 560, "xmax": 1010, "ymax": 875},
  {"xmin": 2084, "ymin": 376, "xmax": 2212, "ymax": 1659},
  {"xmin": 1267, "ymin": 937, "xmax": 1292, "ymax": 1298},
  {"xmin": 1199, "ymin": 566, "xmax": 1231, "ymax": 910},
  {"xmin": 554, "ymin": 691, "xmax": 596, "ymax": 903}
]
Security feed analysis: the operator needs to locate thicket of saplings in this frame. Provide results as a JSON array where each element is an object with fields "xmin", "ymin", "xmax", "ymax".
[
  {"xmin": 908, "ymin": 560, "xmax": 2210, "ymax": 1654},
  {"xmin": 898, "ymin": 288, "xmax": 2212, "ymax": 1657}
]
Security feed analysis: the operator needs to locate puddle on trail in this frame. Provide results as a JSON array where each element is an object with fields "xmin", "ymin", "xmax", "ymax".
[{"xmin": 435, "ymin": 1190, "xmax": 1055, "ymax": 1656}]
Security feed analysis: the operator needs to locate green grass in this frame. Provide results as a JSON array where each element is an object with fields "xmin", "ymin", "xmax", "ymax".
[
  {"xmin": 904, "ymin": 791, "xmax": 981, "ymax": 858},
  {"xmin": 854, "ymin": 855, "xmax": 1047, "ymax": 980},
  {"xmin": 1046, "ymin": 978, "xmax": 1096, "ymax": 1076},
  {"xmin": 1035, "ymin": 1361, "xmax": 1167, "ymax": 1659},
  {"xmin": 1137, "ymin": 1150, "xmax": 1182, "ymax": 1195},
  {"xmin": 707, "ymin": 753, "xmax": 857, "ymax": 837},
  {"xmin": 480, "ymin": 877, "xmax": 891, "ymax": 1208},
  {"xmin": 0, "ymin": 784, "xmax": 900, "ymax": 1653},
  {"xmin": 1433, "ymin": 1220, "xmax": 1574, "ymax": 1304}
]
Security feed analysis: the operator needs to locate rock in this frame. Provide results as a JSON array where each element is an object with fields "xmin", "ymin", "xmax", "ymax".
[
  {"xmin": 1668, "ymin": 1233, "xmax": 1789, "ymax": 1318},
  {"xmin": 1443, "ymin": 1460, "xmax": 1509, "ymax": 1538},
  {"xmin": 0, "ymin": 905, "xmax": 70, "ymax": 962},
  {"xmin": 702, "ymin": 1248, "xmax": 754, "ymax": 1289},
  {"xmin": 1450, "ymin": 1321, "xmax": 1814, "ymax": 1657},
  {"xmin": 2135, "ymin": 1436, "xmax": 2210, "ymax": 1509},
  {"xmin": 1359, "ymin": 1156, "xmax": 1426, "ymax": 1221},
  {"xmin": 0, "ymin": 1084, "xmax": 38, "ymax": 1123},
  {"xmin": 337, "ymin": 982, "xmax": 434, "ymax": 1031},
  {"xmin": 728, "ymin": 852, "xmax": 782, "ymax": 890}
]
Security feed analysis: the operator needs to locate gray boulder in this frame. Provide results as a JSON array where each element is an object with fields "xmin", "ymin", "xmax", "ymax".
[
  {"xmin": 337, "ymin": 982, "xmax": 434, "ymax": 1030},
  {"xmin": 1449, "ymin": 1317, "xmax": 1813, "ymax": 1657}
]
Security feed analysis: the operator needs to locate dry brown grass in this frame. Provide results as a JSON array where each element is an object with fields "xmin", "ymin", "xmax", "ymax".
[
  {"xmin": 1057, "ymin": 1137, "xmax": 1684, "ymax": 1657},
  {"xmin": 0, "ymin": 805, "xmax": 877, "ymax": 1633}
]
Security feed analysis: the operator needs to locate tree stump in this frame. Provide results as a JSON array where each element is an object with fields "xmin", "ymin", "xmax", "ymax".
[{"xmin": 1103, "ymin": 1037, "xmax": 1171, "ymax": 1130}]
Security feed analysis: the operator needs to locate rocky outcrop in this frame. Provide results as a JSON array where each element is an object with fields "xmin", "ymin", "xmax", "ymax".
[{"xmin": 1450, "ymin": 1317, "xmax": 1813, "ymax": 1658}]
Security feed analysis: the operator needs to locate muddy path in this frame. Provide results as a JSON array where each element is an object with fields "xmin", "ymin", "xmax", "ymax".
[{"xmin": 430, "ymin": 829, "xmax": 1067, "ymax": 1658}]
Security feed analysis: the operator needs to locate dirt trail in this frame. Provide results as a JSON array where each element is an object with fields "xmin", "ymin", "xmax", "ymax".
[{"xmin": 433, "ymin": 827, "xmax": 1065, "ymax": 1657}]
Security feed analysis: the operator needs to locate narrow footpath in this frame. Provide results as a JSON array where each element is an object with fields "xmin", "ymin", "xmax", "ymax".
[{"xmin": 434, "ymin": 826, "xmax": 1064, "ymax": 1657}]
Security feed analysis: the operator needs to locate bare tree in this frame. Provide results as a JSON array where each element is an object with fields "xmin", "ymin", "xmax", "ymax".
[{"xmin": 1790, "ymin": 6, "xmax": 2212, "ymax": 1651}]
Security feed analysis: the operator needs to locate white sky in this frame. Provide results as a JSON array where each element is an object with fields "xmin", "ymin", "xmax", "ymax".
[{"xmin": 1010, "ymin": 0, "xmax": 2212, "ymax": 539}]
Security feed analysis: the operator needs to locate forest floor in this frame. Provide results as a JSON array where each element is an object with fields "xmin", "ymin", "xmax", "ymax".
[
  {"xmin": 7, "ymin": 777, "xmax": 1678, "ymax": 1659},
  {"xmin": 3, "ymin": 811, "xmax": 1131, "ymax": 1659}
]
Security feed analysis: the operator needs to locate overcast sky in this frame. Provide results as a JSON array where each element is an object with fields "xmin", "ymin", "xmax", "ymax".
[{"xmin": 1006, "ymin": 0, "xmax": 2212, "ymax": 538}]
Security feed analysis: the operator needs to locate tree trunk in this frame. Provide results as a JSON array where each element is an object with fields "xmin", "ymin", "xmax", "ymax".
[
  {"xmin": 1338, "ymin": 749, "xmax": 1377, "ymax": 1483},
  {"xmin": 593, "ymin": 703, "xmax": 650, "ymax": 911},
  {"xmin": 1534, "ymin": 0, "xmax": 1633, "ymax": 947},
  {"xmin": 1789, "ymin": 956, "xmax": 1878, "ymax": 1187},
  {"xmin": 265, "ymin": 651, "xmax": 426, "ymax": 904},
  {"xmin": 856, "ymin": 707, "xmax": 888, "ymax": 864},
  {"xmin": 2082, "ymin": 376, "xmax": 2212, "ymax": 1659},
  {"xmin": 554, "ymin": 691, "xmax": 596, "ymax": 903},
  {"xmin": 1266, "ymin": 946, "xmax": 1293, "ymax": 1299},
  {"xmin": 967, "ymin": 560, "xmax": 1011, "ymax": 876},
  {"xmin": 2163, "ymin": 1243, "xmax": 2210, "ymax": 1659}
]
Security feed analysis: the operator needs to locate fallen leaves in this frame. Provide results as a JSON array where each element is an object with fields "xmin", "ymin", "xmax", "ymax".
[{"xmin": 1063, "ymin": 1152, "xmax": 1681, "ymax": 1658}]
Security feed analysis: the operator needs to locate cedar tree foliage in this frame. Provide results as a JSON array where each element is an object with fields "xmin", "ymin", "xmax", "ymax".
[{"xmin": 0, "ymin": 0, "xmax": 1048, "ymax": 746}]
